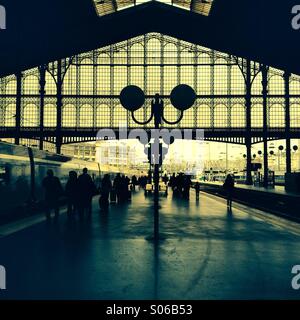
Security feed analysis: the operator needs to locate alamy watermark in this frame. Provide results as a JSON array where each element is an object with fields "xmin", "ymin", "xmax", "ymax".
[
  {"xmin": 292, "ymin": 5, "xmax": 300, "ymax": 30},
  {"xmin": 0, "ymin": 265, "xmax": 6, "ymax": 290},
  {"xmin": 0, "ymin": 5, "xmax": 6, "ymax": 30},
  {"xmin": 96, "ymin": 125, "xmax": 205, "ymax": 171},
  {"xmin": 292, "ymin": 265, "xmax": 300, "ymax": 290}
]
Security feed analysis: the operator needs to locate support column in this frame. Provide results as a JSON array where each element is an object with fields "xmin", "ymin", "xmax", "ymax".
[
  {"xmin": 245, "ymin": 60, "xmax": 253, "ymax": 185},
  {"xmin": 284, "ymin": 71, "xmax": 292, "ymax": 174},
  {"xmin": 15, "ymin": 72, "xmax": 22, "ymax": 145},
  {"xmin": 261, "ymin": 65, "xmax": 269, "ymax": 188},
  {"xmin": 56, "ymin": 60, "xmax": 63, "ymax": 154},
  {"xmin": 39, "ymin": 65, "xmax": 46, "ymax": 150}
]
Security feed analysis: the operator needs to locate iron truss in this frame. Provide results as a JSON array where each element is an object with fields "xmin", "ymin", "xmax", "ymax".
[{"xmin": 0, "ymin": 33, "xmax": 300, "ymax": 150}]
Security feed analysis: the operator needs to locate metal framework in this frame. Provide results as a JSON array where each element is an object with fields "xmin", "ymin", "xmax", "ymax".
[
  {"xmin": 92, "ymin": 0, "xmax": 214, "ymax": 17},
  {"xmin": 0, "ymin": 33, "xmax": 300, "ymax": 164}
]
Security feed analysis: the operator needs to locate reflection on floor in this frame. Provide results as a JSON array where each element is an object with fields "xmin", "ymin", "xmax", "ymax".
[{"xmin": 1, "ymin": 190, "xmax": 300, "ymax": 300}]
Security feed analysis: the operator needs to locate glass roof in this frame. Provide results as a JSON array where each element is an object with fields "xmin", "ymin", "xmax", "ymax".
[{"xmin": 92, "ymin": 0, "xmax": 214, "ymax": 17}]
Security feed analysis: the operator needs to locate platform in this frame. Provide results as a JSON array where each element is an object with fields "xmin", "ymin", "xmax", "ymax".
[
  {"xmin": 201, "ymin": 181, "xmax": 300, "ymax": 197},
  {"xmin": 200, "ymin": 182, "xmax": 300, "ymax": 221},
  {"xmin": 1, "ymin": 190, "xmax": 300, "ymax": 300}
]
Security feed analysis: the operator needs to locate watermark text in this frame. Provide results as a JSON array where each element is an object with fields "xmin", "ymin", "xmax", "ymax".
[
  {"xmin": 0, "ymin": 5, "xmax": 6, "ymax": 30},
  {"xmin": 0, "ymin": 265, "xmax": 6, "ymax": 290}
]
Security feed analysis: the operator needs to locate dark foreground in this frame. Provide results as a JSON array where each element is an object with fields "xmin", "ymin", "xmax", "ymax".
[{"xmin": 0, "ymin": 190, "xmax": 300, "ymax": 300}]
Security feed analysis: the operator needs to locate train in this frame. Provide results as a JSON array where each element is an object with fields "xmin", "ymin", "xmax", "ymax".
[
  {"xmin": 0, "ymin": 141, "xmax": 116, "ymax": 223},
  {"xmin": 199, "ymin": 170, "xmax": 286, "ymax": 186}
]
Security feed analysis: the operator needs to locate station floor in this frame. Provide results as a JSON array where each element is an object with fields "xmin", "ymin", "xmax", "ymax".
[{"xmin": 1, "ymin": 190, "xmax": 300, "ymax": 300}]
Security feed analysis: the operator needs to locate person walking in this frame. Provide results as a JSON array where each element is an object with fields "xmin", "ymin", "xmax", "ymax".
[
  {"xmin": 131, "ymin": 175, "xmax": 137, "ymax": 191},
  {"xmin": 194, "ymin": 181, "xmax": 200, "ymax": 201},
  {"xmin": 77, "ymin": 168, "xmax": 96, "ymax": 219},
  {"xmin": 223, "ymin": 174, "xmax": 235, "ymax": 211},
  {"xmin": 65, "ymin": 171, "xmax": 78, "ymax": 218},
  {"xmin": 42, "ymin": 169, "xmax": 63, "ymax": 220},
  {"xmin": 99, "ymin": 174, "xmax": 112, "ymax": 211},
  {"xmin": 113, "ymin": 173, "xmax": 122, "ymax": 203}
]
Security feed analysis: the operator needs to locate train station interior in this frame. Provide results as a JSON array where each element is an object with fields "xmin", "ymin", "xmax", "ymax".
[{"xmin": 1, "ymin": 0, "xmax": 300, "ymax": 300}]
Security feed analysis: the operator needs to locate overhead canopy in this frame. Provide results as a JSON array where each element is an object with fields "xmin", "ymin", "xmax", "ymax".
[
  {"xmin": 0, "ymin": 0, "xmax": 299, "ymax": 77},
  {"xmin": 93, "ymin": 0, "xmax": 214, "ymax": 17}
]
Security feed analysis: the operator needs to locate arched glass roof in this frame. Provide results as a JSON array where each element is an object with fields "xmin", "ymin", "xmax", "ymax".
[{"xmin": 92, "ymin": 0, "xmax": 214, "ymax": 17}]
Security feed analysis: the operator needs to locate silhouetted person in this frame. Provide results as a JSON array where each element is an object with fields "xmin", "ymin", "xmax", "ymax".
[
  {"xmin": 223, "ymin": 174, "xmax": 235, "ymax": 210},
  {"xmin": 99, "ymin": 174, "xmax": 112, "ymax": 211},
  {"xmin": 77, "ymin": 168, "xmax": 96, "ymax": 219},
  {"xmin": 195, "ymin": 181, "xmax": 200, "ymax": 200},
  {"xmin": 162, "ymin": 174, "xmax": 169, "ymax": 185},
  {"xmin": 113, "ymin": 173, "xmax": 122, "ymax": 203},
  {"xmin": 122, "ymin": 175, "xmax": 130, "ymax": 202},
  {"xmin": 140, "ymin": 176, "xmax": 147, "ymax": 189},
  {"xmin": 176, "ymin": 173, "xmax": 185, "ymax": 197},
  {"xmin": 42, "ymin": 169, "xmax": 63, "ymax": 220},
  {"xmin": 65, "ymin": 171, "xmax": 78, "ymax": 218},
  {"xmin": 132, "ymin": 175, "xmax": 137, "ymax": 191},
  {"xmin": 183, "ymin": 176, "xmax": 191, "ymax": 199},
  {"xmin": 169, "ymin": 173, "xmax": 176, "ymax": 190}
]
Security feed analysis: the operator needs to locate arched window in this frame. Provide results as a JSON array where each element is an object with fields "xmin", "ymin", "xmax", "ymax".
[
  {"xmin": 163, "ymin": 104, "xmax": 179, "ymax": 127},
  {"xmin": 269, "ymin": 104, "xmax": 285, "ymax": 127},
  {"xmin": 251, "ymin": 104, "xmax": 263, "ymax": 128},
  {"xmin": 180, "ymin": 50, "xmax": 194, "ymax": 88},
  {"xmin": 291, "ymin": 104, "xmax": 300, "ymax": 128},
  {"xmin": 214, "ymin": 58, "xmax": 228, "ymax": 95},
  {"xmin": 231, "ymin": 65, "xmax": 245, "ymax": 95},
  {"xmin": 251, "ymin": 72, "xmax": 262, "ymax": 95},
  {"xmin": 0, "ymin": 106, "xmax": 3, "ymax": 126},
  {"xmin": 113, "ymin": 50, "xmax": 127, "ymax": 95},
  {"xmin": 164, "ymin": 43, "xmax": 178, "ymax": 95},
  {"xmin": 96, "ymin": 104, "xmax": 111, "ymax": 127},
  {"xmin": 130, "ymin": 66, "xmax": 144, "ymax": 91},
  {"xmin": 45, "ymin": 72, "xmax": 57, "ymax": 95},
  {"xmin": 180, "ymin": 108, "xmax": 194, "ymax": 128},
  {"xmin": 130, "ymin": 43, "xmax": 145, "ymax": 91},
  {"xmin": 231, "ymin": 104, "xmax": 245, "ymax": 127},
  {"xmin": 130, "ymin": 43, "xmax": 144, "ymax": 65},
  {"xmin": 63, "ymin": 65, "xmax": 77, "ymax": 95},
  {"xmin": 268, "ymin": 74, "xmax": 284, "ymax": 95},
  {"xmin": 147, "ymin": 38, "xmax": 161, "ymax": 63},
  {"xmin": 128, "ymin": 107, "xmax": 145, "ymax": 128},
  {"xmin": 97, "ymin": 53, "xmax": 111, "ymax": 95},
  {"xmin": 290, "ymin": 79, "xmax": 300, "ymax": 95},
  {"xmin": 44, "ymin": 104, "xmax": 57, "ymax": 127},
  {"xmin": 23, "ymin": 104, "xmax": 38, "ymax": 127},
  {"xmin": 62, "ymin": 104, "xmax": 76, "ymax": 127},
  {"xmin": 113, "ymin": 104, "xmax": 127, "ymax": 128},
  {"xmin": 79, "ymin": 104, "xmax": 93, "ymax": 127},
  {"xmin": 5, "ymin": 80, "xmax": 16, "ymax": 95},
  {"xmin": 23, "ymin": 75, "xmax": 39, "ymax": 95},
  {"xmin": 197, "ymin": 53, "xmax": 211, "ymax": 96},
  {"xmin": 197, "ymin": 104, "xmax": 211, "ymax": 128},
  {"xmin": 214, "ymin": 104, "xmax": 228, "ymax": 127},
  {"xmin": 147, "ymin": 38, "xmax": 161, "ymax": 94},
  {"xmin": 80, "ymin": 58, "xmax": 94, "ymax": 95},
  {"xmin": 5, "ymin": 104, "xmax": 16, "ymax": 127}
]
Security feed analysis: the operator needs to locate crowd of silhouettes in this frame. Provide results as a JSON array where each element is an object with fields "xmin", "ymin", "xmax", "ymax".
[
  {"xmin": 43, "ymin": 168, "xmax": 97, "ymax": 220},
  {"xmin": 42, "ymin": 169, "xmax": 149, "ymax": 219},
  {"xmin": 42, "ymin": 168, "xmax": 214, "ymax": 220},
  {"xmin": 138, "ymin": 176, "xmax": 149, "ymax": 189},
  {"xmin": 169, "ymin": 173, "xmax": 192, "ymax": 199},
  {"xmin": 112, "ymin": 173, "xmax": 131, "ymax": 205}
]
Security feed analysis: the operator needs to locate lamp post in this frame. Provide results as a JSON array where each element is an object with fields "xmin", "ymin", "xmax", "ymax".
[{"xmin": 119, "ymin": 84, "xmax": 196, "ymax": 241}]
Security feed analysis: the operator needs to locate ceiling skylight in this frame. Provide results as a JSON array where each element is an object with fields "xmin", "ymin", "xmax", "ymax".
[{"xmin": 93, "ymin": 0, "xmax": 214, "ymax": 17}]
